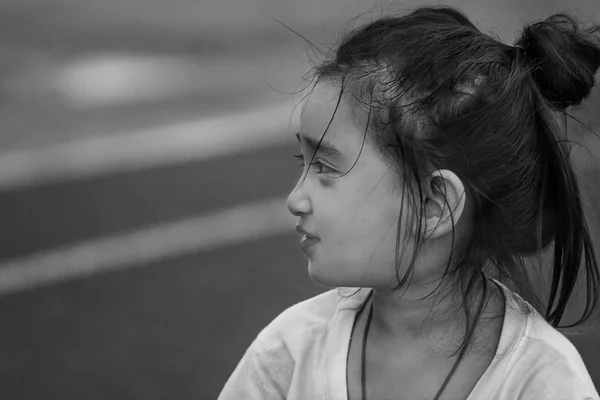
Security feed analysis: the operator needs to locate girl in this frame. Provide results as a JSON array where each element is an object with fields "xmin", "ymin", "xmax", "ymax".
[{"xmin": 219, "ymin": 6, "xmax": 600, "ymax": 400}]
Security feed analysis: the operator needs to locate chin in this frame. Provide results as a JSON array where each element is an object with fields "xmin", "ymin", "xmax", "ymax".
[
  {"xmin": 307, "ymin": 262, "xmax": 339, "ymax": 289},
  {"xmin": 307, "ymin": 262, "xmax": 365, "ymax": 289}
]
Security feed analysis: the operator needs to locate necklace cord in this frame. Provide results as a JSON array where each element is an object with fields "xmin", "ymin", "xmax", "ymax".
[
  {"xmin": 359, "ymin": 274, "xmax": 489, "ymax": 400},
  {"xmin": 361, "ymin": 300, "xmax": 374, "ymax": 400},
  {"xmin": 433, "ymin": 272, "xmax": 490, "ymax": 400}
]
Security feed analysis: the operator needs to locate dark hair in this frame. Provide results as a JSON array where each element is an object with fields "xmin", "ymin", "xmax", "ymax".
[{"xmin": 302, "ymin": 6, "xmax": 600, "ymax": 399}]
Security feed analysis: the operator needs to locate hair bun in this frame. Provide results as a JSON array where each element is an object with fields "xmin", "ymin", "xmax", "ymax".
[{"xmin": 515, "ymin": 14, "xmax": 600, "ymax": 109}]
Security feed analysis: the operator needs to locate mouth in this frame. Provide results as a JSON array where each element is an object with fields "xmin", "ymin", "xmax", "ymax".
[
  {"xmin": 296, "ymin": 225, "xmax": 320, "ymax": 251},
  {"xmin": 300, "ymin": 234, "xmax": 320, "ymax": 250}
]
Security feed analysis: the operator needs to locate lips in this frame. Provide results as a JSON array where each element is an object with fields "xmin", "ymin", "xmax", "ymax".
[
  {"xmin": 296, "ymin": 225, "xmax": 320, "ymax": 251},
  {"xmin": 300, "ymin": 234, "xmax": 319, "ymax": 247},
  {"xmin": 296, "ymin": 225, "xmax": 318, "ymax": 239}
]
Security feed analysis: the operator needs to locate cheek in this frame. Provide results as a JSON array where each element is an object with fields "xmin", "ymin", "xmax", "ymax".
[
  {"xmin": 325, "ymin": 188, "xmax": 402, "ymax": 260},
  {"xmin": 332, "ymin": 214, "xmax": 400, "ymax": 287}
]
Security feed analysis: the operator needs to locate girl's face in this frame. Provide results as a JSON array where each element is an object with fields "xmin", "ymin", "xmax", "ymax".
[{"xmin": 287, "ymin": 83, "xmax": 410, "ymax": 289}]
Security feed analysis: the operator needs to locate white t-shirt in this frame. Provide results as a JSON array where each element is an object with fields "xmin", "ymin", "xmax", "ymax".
[{"xmin": 218, "ymin": 285, "xmax": 599, "ymax": 400}]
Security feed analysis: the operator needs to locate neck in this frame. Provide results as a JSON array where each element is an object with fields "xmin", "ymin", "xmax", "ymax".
[{"xmin": 369, "ymin": 275, "xmax": 499, "ymax": 352}]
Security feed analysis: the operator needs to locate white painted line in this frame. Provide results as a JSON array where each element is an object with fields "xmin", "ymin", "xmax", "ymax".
[
  {"xmin": 55, "ymin": 53, "xmax": 206, "ymax": 107},
  {"xmin": 0, "ymin": 101, "xmax": 300, "ymax": 190},
  {"xmin": 0, "ymin": 95, "xmax": 596, "ymax": 191},
  {"xmin": 0, "ymin": 196, "xmax": 295, "ymax": 296},
  {"xmin": 54, "ymin": 52, "xmax": 282, "ymax": 108}
]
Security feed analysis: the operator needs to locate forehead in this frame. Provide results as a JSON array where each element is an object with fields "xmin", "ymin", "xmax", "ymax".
[{"xmin": 300, "ymin": 83, "xmax": 367, "ymax": 148}]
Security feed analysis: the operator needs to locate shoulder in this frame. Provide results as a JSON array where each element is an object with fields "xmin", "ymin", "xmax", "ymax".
[
  {"xmin": 497, "ymin": 297, "xmax": 599, "ymax": 399},
  {"xmin": 252, "ymin": 287, "xmax": 368, "ymax": 353},
  {"xmin": 525, "ymin": 313, "xmax": 591, "ymax": 375},
  {"xmin": 218, "ymin": 288, "xmax": 370, "ymax": 400},
  {"xmin": 242, "ymin": 287, "xmax": 371, "ymax": 371}
]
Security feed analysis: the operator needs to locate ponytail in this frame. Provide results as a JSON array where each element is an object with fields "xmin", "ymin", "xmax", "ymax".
[{"xmin": 516, "ymin": 14, "xmax": 600, "ymax": 326}]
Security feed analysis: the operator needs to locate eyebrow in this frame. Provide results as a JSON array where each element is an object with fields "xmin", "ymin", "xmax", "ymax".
[{"xmin": 295, "ymin": 132, "xmax": 343, "ymax": 159}]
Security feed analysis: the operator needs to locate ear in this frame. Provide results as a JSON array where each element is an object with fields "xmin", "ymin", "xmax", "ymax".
[{"xmin": 422, "ymin": 169, "xmax": 466, "ymax": 239}]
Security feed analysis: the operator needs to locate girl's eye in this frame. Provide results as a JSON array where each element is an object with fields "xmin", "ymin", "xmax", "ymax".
[{"xmin": 293, "ymin": 153, "xmax": 336, "ymax": 175}]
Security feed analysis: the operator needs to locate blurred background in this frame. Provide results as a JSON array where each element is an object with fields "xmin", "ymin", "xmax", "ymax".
[{"xmin": 0, "ymin": 0, "xmax": 598, "ymax": 399}]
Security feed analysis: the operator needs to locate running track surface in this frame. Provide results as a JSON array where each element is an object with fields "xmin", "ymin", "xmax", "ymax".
[{"xmin": 1, "ymin": 138, "xmax": 600, "ymax": 400}]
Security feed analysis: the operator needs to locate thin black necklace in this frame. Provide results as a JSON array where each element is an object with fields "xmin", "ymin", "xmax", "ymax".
[
  {"xmin": 358, "ymin": 274, "xmax": 490, "ymax": 400},
  {"xmin": 361, "ymin": 300, "xmax": 374, "ymax": 400}
]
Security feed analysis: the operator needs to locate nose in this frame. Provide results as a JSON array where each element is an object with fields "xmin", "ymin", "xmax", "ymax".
[{"xmin": 286, "ymin": 180, "xmax": 312, "ymax": 216}]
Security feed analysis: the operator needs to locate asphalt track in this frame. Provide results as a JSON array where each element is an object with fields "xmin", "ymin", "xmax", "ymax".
[
  {"xmin": 1, "ymin": 3, "xmax": 599, "ymax": 398},
  {"xmin": 1, "ymin": 134, "xmax": 600, "ymax": 399}
]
